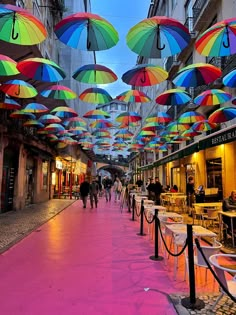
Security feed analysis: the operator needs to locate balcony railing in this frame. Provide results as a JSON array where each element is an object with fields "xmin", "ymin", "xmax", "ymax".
[
  {"xmin": 192, "ymin": 0, "xmax": 207, "ymax": 26},
  {"xmin": 184, "ymin": 17, "xmax": 194, "ymax": 34},
  {"xmin": 165, "ymin": 55, "xmax": 180, "ymax": 73}
]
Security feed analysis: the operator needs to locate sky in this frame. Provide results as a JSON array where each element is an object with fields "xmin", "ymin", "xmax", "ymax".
[{"xmin": 90, "ymin": 0, "xmax": 151, "ymax": 98}]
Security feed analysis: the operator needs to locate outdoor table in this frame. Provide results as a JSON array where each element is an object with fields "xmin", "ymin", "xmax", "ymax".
[
  {"xmin": 218, "ymin": 211, "xmax": 236, "ymax": 247},
  {"xmin": 192, "ymin": 202, "xmax": 222, "ymax": 210}
]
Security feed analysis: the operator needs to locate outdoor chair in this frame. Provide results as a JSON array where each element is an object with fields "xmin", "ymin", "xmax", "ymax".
[
  {"xmin": 192, "ymin": 205, "xmax": 204, "ymax": 225},
  {"xmin": 202, "ymin": 206, "xmax": 221, "ymax": 228},
  {"xmin": 209, "ymin": 253, "xmax": 236, "ymax": 310}
]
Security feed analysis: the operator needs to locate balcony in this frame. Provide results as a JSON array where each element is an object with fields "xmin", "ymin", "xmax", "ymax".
[
  {"xmin": 165, "ymin": 55, "xmax": 180, "ymax": 78},
  {"xmin": 184, "ymin": 17, "xmax": 197, "ymax": 38},
  {"xmin": 192, "ymin": 0, "xmax": 218, "ymax": 31}
]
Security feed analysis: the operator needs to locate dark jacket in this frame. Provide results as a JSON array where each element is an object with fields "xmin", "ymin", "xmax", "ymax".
[
  {"xmin": 154, "ymin": 182, "xmax": 163, "ymax": 195},
  {"xmin": 103, "ymin": 178, "xmax": 112, "ymax": 189},
  {"xmin": 90, "ymin": 181, "xmax": 99, "ymax": 195},
  {"xmin": 223, "ymin": 196, "xmax": 236, "ymax": 211},
  {"xmin": 80, "ymin": 181, "xmax": 90, "ymax": 196}
]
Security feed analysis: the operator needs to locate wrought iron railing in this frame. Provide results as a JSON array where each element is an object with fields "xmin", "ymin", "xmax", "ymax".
[
  {"xmin": 184, "ymin": 17, "xmax": 194, "ymax": 34},
  {"xmin": 192, "ymin": 0, "xmax": 207, "ymax": 26}
]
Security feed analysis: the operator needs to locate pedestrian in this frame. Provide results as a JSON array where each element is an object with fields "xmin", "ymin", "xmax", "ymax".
[
  {"xmin": 146, "ymin": 178, "xmax": 156, "ymax": 201},
  {"xmin": 113, "ymin": 177, "xmax": 123, "ymax": 202},
  {"xmin": 103, "ymin": 176, "xmax": 113, "ymax": 202},
  {"xmin": 154, "ymin": 177, "xmax": 163, "ymax": 205},
  {"xmin": 79, "ymin": 177, "xmax": 90, "ymax": 208},
  {"xmin": 186, "ymin": 176, "xmax": 195, "ymax": 209},
  {"xmin": 90, "ymin": 177, "xmax": 99, "ymax": 208}
]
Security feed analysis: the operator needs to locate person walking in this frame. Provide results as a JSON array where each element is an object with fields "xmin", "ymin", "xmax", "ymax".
[
  {"xmin": 113, "ymin": 177, "xmax": 123, "ymax": 202},
  {"xmin": 90, "ymin": 177, "xmax": 99, "ymax": 208},
  {"xmin": 154, "ymin": 177, "xmax": 163, "ymax": 205},
  {"xmin": 186, "ymin": 176, "xmax": 195, "ymax": 210},
  {"xmin": 146, "ymin": 178, "xmax": 156, "ymax": 201},
  {"xmin": 103, "ymin": 176, "xmax": 112, "ymax": 202},
  {"xmin": 79, "ymin": 177, "xmax": 90, "ymax": 208}
]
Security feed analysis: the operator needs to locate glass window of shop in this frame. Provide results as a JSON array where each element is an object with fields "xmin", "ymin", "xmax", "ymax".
[
  {"xmin": 42, "ymin": 161, "xmax": 48, "ymax": 190},
  {"xmin": 206, "ymin": 158, "xmax": 222, "ymax": 197},
  {"xmin": 171, "ymin": 167, "xmax": 180, "ymax": 190}
]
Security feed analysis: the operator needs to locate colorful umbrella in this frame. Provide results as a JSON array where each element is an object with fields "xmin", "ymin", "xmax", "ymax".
[
  {"xmin": 38, "ymin": 114, "xmax": 62, "ymax": 124},
  {"xmin": 142, "ymin": 122, "xmax": 164, "ymax": 131},
  {"xmin": 0, "ymin": 79, "xmax": 38, "ymax": 98},
  {"xmin": 126, "ymin": 16, "xmax": 190, "ymax": 58},
  {"xmin": 51, "ymin": 106, "xmax": 78, "ymax": 118},
  {"xmin": 0, "ymin": 97, "xmax": 21, "ymax": 110},
  {"xmin": 122, "ymin": 64, "xmax": 168, "ymax": 87},
  {"xmin": 173, "ymin": 63, "xmax": 222, "ymax": 87},
  {"xmin": 40, "ymin": 85, "xmax": 77, "ymax": 99},
  {"xmin": 58, "ymin": 136, "xmax": 78, "ymax": 145},
  {"xmin": 73, "ymin": 64, "xmax": 117, "ymax": 84},
  {"xmin": 223, "ymin": 69, "xmax": 236, "ymax": 87},
  {"xmin": 17, "ymin": 57, "xmax": 66, "ymax": 82},
  {"xmin": 89, "ymin": 119, "xmax": 114, "ymax": 129},
  {"xmin": 23, "ymin": 120, "xmax": 44, "ymax": 128},
  {"xmin": 63, "ymin": 117, "xmax": 87, "ymax": 128},
  {"xmin": 79, "ymin": 87, "xmax": 112, "ymax": 104},
  {"xmin": 156, "ymin": 88, "xmax": 191, "ymax": 105},
  {"xmin": 194, "ymin": 89, "xmax": 232, "ymax": 106},
  {"xmin": 44, "ymin": 123, "xmax": 65, "ymax": 132},
  {"xmin": 114, "ymin": 129, "xmax": 134, "ymax": 138},
  {"xmin": 178, "ymin": 111, "xmax": 206, "ymax": 124},
  {"xmin": 231, "ymin": 97, "xmax": 236, "ymax": 105},
  {"xmin": 138, "ymin": 130, "xmax": 156, "ymax": 137},
  {"xmin": 24, "ymin": 103, "xmax": 49, "ymax": 113},
  {"xmin": 54, "ymin": 12, "xmax": 119, "ymax": 51},
  {"xmin": 208, "ymin": 107, "xmax": 236, "ymax": 123},
  {"xmin": 145, "ymin": 112, "xmax": 172, "ymax": 123},
  {"xmin": 166, "ymin": 122, "xmax": 189, "ymax": 134},
  {"xmin": 192, "ymin": 120, "xmax": 218, "ymax": 132},
  {"xmin": 181, "ymin": 128, "xmax": 201, "ymax": 137},
  {"xmin": 0, "ymin": 4, "xmax": 47, "ymax": 45},
  {"xmin": 195, "ymin": 18, "xmax": 236, "ymax": 57},
  {"xmin": 0, "ymin": 54, "xmax": 19, "ymax": 76},
  {"xmin": 115, "ymin": 111, "xmax": 142, "ymax": 124},
  {"xmin": 116, "ymin": 90, "xmax": 151, "ymax": 103},
  {"xmin": 83, "ymin": 109, "xmax": 110, "ymax": 119},
  {"xmin": 10, "ymin": 110, "xmax": 36, "ymax": 120}
]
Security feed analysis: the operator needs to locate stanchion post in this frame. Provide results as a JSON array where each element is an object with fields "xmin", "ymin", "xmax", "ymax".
[
  {"xmin": 150, "ymin": 208, "xmax": 163, "ymax": 261},
  {"xmin": 128, "ymin": 192, "xmax": 131, "ymax": 213},
  {"xmin": 137, "ymin": 199, "xmax": 146, "ymax": 236},
  {"xmin": 181, "ymin": 224, "xmax": 205, "ymax": 310},
  {"xmin": 131, "ymin": 195, "xmax": 135, "ymax": 221}
]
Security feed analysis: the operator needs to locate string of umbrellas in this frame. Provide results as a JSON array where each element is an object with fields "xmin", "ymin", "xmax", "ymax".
[{"xmin": 0, "ymin": 4, "xmax": 236, "ymax": 153}]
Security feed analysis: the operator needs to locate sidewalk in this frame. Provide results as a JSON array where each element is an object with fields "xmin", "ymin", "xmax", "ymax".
[{"xmin": 0, "ymin": 197, "xmax": 235, "ymax": 315}]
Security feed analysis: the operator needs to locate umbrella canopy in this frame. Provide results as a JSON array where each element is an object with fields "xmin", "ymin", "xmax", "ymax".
[
  {"xmin": 116, "ymin": 90, "xmax": 151, "ymax": 103},
  {"xmin": 89, "ymin": 119, "xmax": 114, "ymax": 129},
  {"xmin": 208, "ymin": 107, "xmax": 236, "ymax": 123},
  {"xmin": 10, "ymin": 110, "xmax": 36, "ymax": 120},
  {"xmin": 79, "ymin": 87, "xmax": 112, "ymax": 104},
  {"xmin": 194, "ymin": 89, "xmax": 232, "ymax": 106},
  {"xmin": 195, "ymin": 18, "xmax": 236, "ymax": 57},
  {"xmin": 145, "ymin": 112, "xmax": 172, "ymax": 123},
  {"xmin": 138, "ymin": 130, "xmax": 156, "ymax": 137},
  {"xmin": 114, "ymin": 129, "xmax": 134, "ymax": 139},
  {"xmin": 73, "ymin": 64, "xmax": 117, "ymax": 84},
  {"xmin": 0, "ymin": 4, "xmax": 47, "ymax": 45},
  {"xmin": 0, "ymin": 79, "xmax": 37, "ymax": 98},
  {"xmin": 44, "ymin": 123, "xmax": 65, "ymax": 132},
  {"xmin": 181, "ymin": 128, "xmax": 201, "ymax": 137},
  {"xmin": 38, "ymin": 114, "xmax": 62, "ymax": 124},
  {"xmin": 178, "ymin": 111, "xmax": 206, "ymax": 124},
  {"xmin": 0, "ymin": 97, "xmax": 21, "ymax": 110},
  {"xmin": 223, "ymin": 69, "xmax": 236, "ymax": 87},
  {"xmin": 192, "ymin": 120, "xmax": 218, "ymax": 132},
  {"xmin": 17, "ymin": 57, "xmax": 66, "ymax": 82},
  {"xmin": 24, "ymin": 103, "xmax": 49, "ymax": 113},
  {"xmin": 0, "ymin": 54, "xmax": 19, "ymax": 76},
  {"xmin": 41, "ymin": 85, "xmax": 77, "ymax": 100},
  {"xmin": 83, "ymin": 109, "xmax": 111, "ymax": 119},
  {"xmin": 54, "ymin": 12, "xmax": 119, "ymax": 51},
  {"xmin": 166, "ymin": 122, "xmax": 189, "ymax": 134},
  {"xmin": 51, "ymin": 106, "xmax": 78, "ymax": 118},
  {"xmin": 115, "ymin": 111, "xmax": 142, "ymax": 124},
  {"xmin": 122, "ymin": 64, "xmax": 168, "ymax": 87},
  {"xmin": 63, "ymin": 117, "xmax": 87, "ymax": 128},
  {"xmin": 142, "ymin": 122, "xmax": 165, "ymax": 131},
  {"xmin": 126, "ymin": 16, "xmax": 190, "ymax": 58},
  {"xmin": 156, "ymin": 88, "xmax": 191, "ymax": 105},
  {"xmin": 23, "ymin": 120, "xmax": 44, "ymax": 128},
  {"xmin": 173, "ymin": 63, "xmax": 222, "ymax": 88}
]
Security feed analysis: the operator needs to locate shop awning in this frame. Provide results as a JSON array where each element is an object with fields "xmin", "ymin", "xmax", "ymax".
[{"xmin": 138, "ymin": 163, "xmax": 153, "ymax": 171}]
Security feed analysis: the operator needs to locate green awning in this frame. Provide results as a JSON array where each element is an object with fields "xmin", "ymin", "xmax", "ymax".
[{"xmin": 199, "ymin": 126, "xmax": 236, "ymax": 150}]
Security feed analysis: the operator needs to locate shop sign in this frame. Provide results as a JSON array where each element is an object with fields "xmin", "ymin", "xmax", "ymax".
[{"xmin": 199, "ymin": 126, "xmax": 236, "ymax": 150}]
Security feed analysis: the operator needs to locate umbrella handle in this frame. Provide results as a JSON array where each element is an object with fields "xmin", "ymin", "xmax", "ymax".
[
  {"xmin": 223, "ymin": 25, "xmax": 230, "ymax": 49},
  {"xmin": 141, "ymin": 71, "xmax": 146, "ymax": 83},
  {"xmin": 156, "ymin": 25, "xmax": 165, "ymax": 51},
  {"xmin": 12, "ymin": 12, "xmax": 19, "ymax": 40},
  {"xmin": 15, "ymin": 85, "xmax": 20, "ymax": 96}
]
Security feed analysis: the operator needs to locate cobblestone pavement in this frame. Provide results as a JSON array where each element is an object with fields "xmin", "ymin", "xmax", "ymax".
[{"xmin": 0, "ymin": 199, "xmax": 75, "ymax": 254}]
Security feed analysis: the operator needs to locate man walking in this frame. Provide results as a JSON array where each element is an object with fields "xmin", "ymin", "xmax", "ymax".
[
  {"xmin": 79, "ymin": 177, "xmax": 90, "ymax": 208},
  {"xmin": 90, "ymin": 177, "xmax": 99, "ymax": 208},
  {"xmin": 154, "ymin": 177, "xmax": 163, "ymax": 205},
  {"xmin": 103, "ymin": 176, "xmax": 113, "ymax": 202}
]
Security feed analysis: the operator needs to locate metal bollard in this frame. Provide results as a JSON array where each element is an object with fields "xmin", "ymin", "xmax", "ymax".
[
  {"xmin": 150, "ymin": 209, "xmax": 163, "ymax": 261},
  {"xmin": 137, "ymin": 199, "xmax": 146, "ymax": 236},
  {"xmin": 181, "ymin": 224, "xmax": 205, "ymax": 310},
  {"xmin": 131, "ymin": 195, "xmax": 135, "ymax": 221}
]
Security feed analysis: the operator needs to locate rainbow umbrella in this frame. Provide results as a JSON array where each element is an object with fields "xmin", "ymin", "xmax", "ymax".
[
  {"xmin": 17, "ymin": 58, "xmax": 66, "ymax": 82},
  {"xmin": 173, "ymin": 63, "xmax": 222, "ymax": 87},
  {"xmin": 0, "ymin": 54, "xmax": 19, "ymax": 76},
  {"xmin": 38, "ymin": 114, "xmax": 62, "ymax": 124},
  {"xmin": 122, "ymin": 64, "xmax": 168, "ymax": 87},
  {"xmin": 126, "ymin": 16, "xmax": 190, "ymax": 58},
  {"xmin": 195, "ymin": 18, "xmax": 236, "ymax": 57},
  {"xmin": 142, "ymin": 122, "xmax": 165, "ymax": 131},
  {"xmin": 115, "ymin": 111, "xmax": 142, "ymax": 124},
  {"xmin": 73, "ymin": 64, "xmax": 117, "ymax": 84},
  {"xmin": 194, "ymin": 89, "xmax": 232, "ymax": 106},
  {"xmin": 89, "ymin": 119, "xmax": 114, "ymax": 129},
  {"xmin": 37, "ymin": 128, "xmax": 49, "ymax": 135},
  {"xmin": 168, "ymin": 135, "xmax": 190, "ymax": 143},
  {"xmin": 178, "ymin": 111, "xmax": 206, "ymax": 124},
  {"xmin": 23, "ymin": 120, "xmax": 44, "ymax": 128},
  {"xmin": 145, "ymin": 112, "xmax": 172, "ymax": 123},
  {"xmin": 79, "ymin": 87, "xmax": 112, "ymax": 104},
  {"xmin": 54, "ymin": 12, "xmax": 119, "ymax": 51},
  {"xmin": 231, "ymin": 97, "xmax": 236, "ymax": 105},
  {"xmin": 51, "ymin": 106, "xmax": 78, "ymax": 118},
  {"xmin": 181, "ymin": 128, "xmax": 201, "ymax": 137},
  {"xmin": 166, "ymin": 122, "xmax": 189, "ymax": 134},
  {"xmin": 223, "ymin": 69, "xmax": 236, "ymax": 87},
  {"xmin": 57, "ymin": 130, "xmax": 74, "ymax": 137},
  {"xmin": 56, "ymin": 142, "xmax": 68, "ymax": 150},
  {"xmin": 83, "ymin": 109, "xmax": 110, "ymax": 119},
  {"xmin": 63, "ymin": 116, "xmax": 86, "ymax": 127},
  {"xmin": 208, "ymin": 107, "xmax": 236, "ymax": 123},
  {"xmin": 156, "ymin": 88, "xmax": 191, "ymax": 106},
  {"xmin": 24, "ymin": 103, "xmax": 49, "ymax": 113},
  {"xmin": 0, "ymin": 4, "xmax": 47, "ymax": 45},
  {"xmin": 116, "ymin": 90, "xmax": 151, "ymax": 103},
  {"xmin": 192, "ymin": 120, "xmax": 218, "ymax": 132},
  {"xmin": 138, "ymin": 130, "xmax": 156, "ymax": 137},
  {"xmin": 0, "ymin": 97, "xmax": 21, "ymax": 110},
  {"xmin": 114, "ymin": 129, "xmax": 134, "ymax": 139},
  {"xmin": 0, "ymin": 79, "xmax": 37, "ymax": 98},
  {"xmin": 41, "ymin": 85, "xmax": 77, "ymax": 99},
  {"xmin": 58, "ymin": 136, "xmax": 78, "ymax": 145},
  {"xmin": 44, "ymin": 123, "xmax": 65, "ymax": 133},
  {"xmin": 45, "ymin": 134, "xmax": 58, "ymax": 142},
  {"xmin": 10, "ymin": 110, "xmax": 36, "ymax": 120}
]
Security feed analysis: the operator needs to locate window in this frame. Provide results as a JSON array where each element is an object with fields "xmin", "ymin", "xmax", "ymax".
[{"xmin": 206, "ymin": 158, "xmax": 222, "ymax": 191}]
